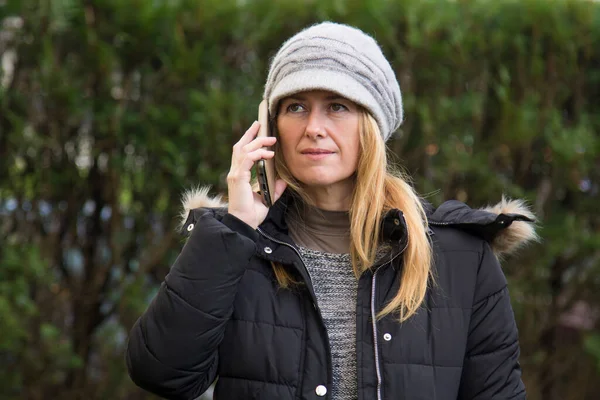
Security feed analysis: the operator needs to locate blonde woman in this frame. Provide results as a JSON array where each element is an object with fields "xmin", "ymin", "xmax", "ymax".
[{"xmin": 127, "ymin": 22, "xmax": 537, "ymax": 400}]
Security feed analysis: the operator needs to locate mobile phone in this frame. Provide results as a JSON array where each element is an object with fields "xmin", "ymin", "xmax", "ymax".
[{"xmin": 256, "ymin": 100, "xmax": 276, "ymax": 207}]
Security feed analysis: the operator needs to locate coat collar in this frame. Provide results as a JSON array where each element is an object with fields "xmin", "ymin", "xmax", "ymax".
[
  {"xmin": 257, "ymin": 189, "xmax": 409, "ymax": 248},
  {"xmin": 179, "ymin": 186, "xmax": 538, "ymax": 258}
]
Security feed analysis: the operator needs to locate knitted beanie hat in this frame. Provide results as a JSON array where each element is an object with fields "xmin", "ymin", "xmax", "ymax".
[{"xmin": 264, "ymin": 22, "xmax": 403, "ymax": 141}]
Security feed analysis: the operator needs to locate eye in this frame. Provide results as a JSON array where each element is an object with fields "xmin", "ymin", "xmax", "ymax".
[
  {"xmin": 286, "ymin": 103, "xmax": 306, "ymax": 113},
  {"xmin": 330, "ymin": 103, "xmax": 348, "ymax": 112}
]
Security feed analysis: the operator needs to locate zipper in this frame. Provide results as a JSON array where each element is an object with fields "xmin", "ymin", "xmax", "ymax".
[
  {"xmin": 259, "ymin": 226, "xmax": 407, "ymax": 400},
  {"xmin": 371, "ymin": 268, "xmax": 383, "ymax": 400},
  {"xmin": 256, "ymin": 227, "xmax": 315, "ymax": 286},
  {"xmin": 428, "ymin": 220, "xmax": 450, "ymax": 235},
  {"xmin": 256, "ymin": 227, "xmax": 332, "ymax": 399},
  {"xmin": 370, "ymin": 241, "xmax": 405, "ymax": 400},
  {"xmin": 428, "ymin": 220, "xmax": 452, "ymax": 226}
]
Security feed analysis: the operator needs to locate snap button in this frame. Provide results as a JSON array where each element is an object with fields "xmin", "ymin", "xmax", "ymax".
[
  {"xmin": 383, "ymin": 333, "xmax": 392, "ymax": 341},
  {"xmin": 315, "ymin": 385, "xmax": 327, "ymax": 396},
  {"xmin": 394, "ymin": 218, "xmax": 400, "ymax": 226},
  {"xmin": 186, "ymin": 223, "xmax": 194, "ymax": 231},
  {"xmin": 264, "ymin": 247, "xmax": 273, "ymax": 254}
]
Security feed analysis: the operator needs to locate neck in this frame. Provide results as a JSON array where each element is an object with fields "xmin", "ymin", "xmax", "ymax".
[{"xmin": 303, "ymin": 180, "xmax": 354, "ymax": 211}]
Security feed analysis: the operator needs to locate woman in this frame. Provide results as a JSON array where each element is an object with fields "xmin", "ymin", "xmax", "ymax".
[{"xmin": 127, "ymin": 22, "xmax": 537, "ymax": 400}]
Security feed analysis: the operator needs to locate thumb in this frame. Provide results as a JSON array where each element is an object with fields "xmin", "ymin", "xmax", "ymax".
[{"xmin": 272, "ymin": 179, "xmax": 288, "ymax": 203}]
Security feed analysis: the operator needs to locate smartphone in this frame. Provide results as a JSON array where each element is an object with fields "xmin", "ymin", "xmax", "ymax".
[{"xmin": 256, "ymin": 100, "xmax": 276, "ymax": 207}]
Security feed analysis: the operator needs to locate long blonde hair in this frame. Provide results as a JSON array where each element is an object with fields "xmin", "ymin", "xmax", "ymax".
[{"xmin": 267, "ymin": 109, "xmax": 433, "ymax": 322}]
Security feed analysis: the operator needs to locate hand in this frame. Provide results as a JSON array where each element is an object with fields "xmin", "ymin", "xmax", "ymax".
[{"xmin": 227, "ymin": 121, "xmax": 288, "ymax": 229}]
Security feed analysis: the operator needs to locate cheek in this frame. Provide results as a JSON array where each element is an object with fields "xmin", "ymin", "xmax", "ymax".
[
  {"xmin": 281, "ymin": 143, "xmax": 294, "ymax": 165},
  {"xmin": 343, "ymin": 130, "xmax": 361, "ymax": 166},
  {"xmin": 276, "ymin": 124, "xmax": 302, "ymax": 160},
  {"xmin": 276, "ymin": 134, "xmax": 296, "ymax": 166}
]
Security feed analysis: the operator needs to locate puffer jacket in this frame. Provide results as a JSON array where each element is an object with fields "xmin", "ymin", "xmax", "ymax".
[{"xmin": 126, "ymin": 188, "xmax": 537, "ymax": 400}]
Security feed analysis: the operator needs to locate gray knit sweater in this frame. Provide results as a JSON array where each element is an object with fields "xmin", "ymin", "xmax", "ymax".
[{"xmin": 297, "ymin": 246, "xmax": 358, "ymax": 399}]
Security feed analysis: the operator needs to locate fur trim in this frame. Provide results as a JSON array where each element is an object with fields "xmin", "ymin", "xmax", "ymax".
[
  {"xmin": 482, "ymin": 196, "xmax": 540, "ymax": 257},
  {"xmin": 178, "ymin": 187, "xmax": 539, "ymax": 257},
  {"xmin": 179, "ymin": 186, "xmax": 227, "ymax": 230}
]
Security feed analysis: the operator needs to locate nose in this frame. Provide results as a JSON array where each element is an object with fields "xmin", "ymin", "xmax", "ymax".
[{"xmin": 304, "ymin": 109, "xmax": 327, "ymax": 139}]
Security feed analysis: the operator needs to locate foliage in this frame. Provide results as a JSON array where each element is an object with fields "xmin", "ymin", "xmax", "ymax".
[{"xmin": 1, "ymin": 0, "xmax": 599, "ymax": 399}]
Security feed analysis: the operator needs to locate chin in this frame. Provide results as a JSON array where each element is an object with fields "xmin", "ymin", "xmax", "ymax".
[
  {"xmin": 295, "ymin": 172, "xmax": 353, "ymax": 188},
  {"xmin": 292, "ymin": 172, "xmax": 331, "ymax": 186},
  {"xmin": 289, "ymin": 164, "xmax": 356, "ymax": 189},
  {"xmin": 300, "ymin": 178, "xmax": 337, "ymax": 187}
]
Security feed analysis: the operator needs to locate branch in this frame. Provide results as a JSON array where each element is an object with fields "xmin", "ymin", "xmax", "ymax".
[
  {"xmin": 535, "ymin": 176, "xmax": 552, "ymax": 219},
  {"xmin": 52, "ymin": 193, "xmax": 80, "ymax": 288}
]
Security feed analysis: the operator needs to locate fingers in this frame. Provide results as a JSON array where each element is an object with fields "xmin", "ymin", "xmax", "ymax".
[
  {"xmin": 228, "ymin": 147, "xmax": 274, "ymax": 181},
  {"xmin": 235, "ymin": 121, "xmax": 260, "ymax": 148},
  {"xmin": 242, "ymin": 136, "xmax": 277, "ymax": 154},
  {"xmin": 238, "ymin": 148, "xmax": 275, "ymax": 172},
  {"xmin": 227, "ymin": 122, "xmax": 277, "ymax": 228},
  {"xmin": 235, "ymin": 121, "xmax": 276, "ymax": 149},
  {"xmin": 231, "ymin": 122, "xmax": 278, "ymax": 173},
  {"xmin": 233, "ymin": 123, "xmax": 277, "ymax": 162}
]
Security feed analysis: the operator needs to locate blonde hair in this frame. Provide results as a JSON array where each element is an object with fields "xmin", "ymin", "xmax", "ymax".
[{"xmin": 266, "ymin": 110, "xmax": 433, "ymax": 322}]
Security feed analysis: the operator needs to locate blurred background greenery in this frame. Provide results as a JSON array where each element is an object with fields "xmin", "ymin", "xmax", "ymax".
[{"xmin": 1, "ymin": 0, "xmax": 599, "ymax": 399}]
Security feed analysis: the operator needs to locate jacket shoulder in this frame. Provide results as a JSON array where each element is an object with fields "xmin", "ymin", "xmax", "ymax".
[
  {"xmin": 178, "ymin": 186, "xmax": 229, "ymax": 235},
  {"xmin": 427, "ymin": 196, "xmax": 539, "ymax": 259},
  {"xmin": 430, "ymin": 224, "xmax": 487, "ymax": 255},
  {"xmin": 430, "ymin": 224, "xmax": 511, "ymax": 307}
]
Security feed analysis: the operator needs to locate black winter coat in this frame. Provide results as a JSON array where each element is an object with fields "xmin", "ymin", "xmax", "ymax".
[{"xmin": 126, "ymin": 189, "xmax": 536, "ymax": 400}]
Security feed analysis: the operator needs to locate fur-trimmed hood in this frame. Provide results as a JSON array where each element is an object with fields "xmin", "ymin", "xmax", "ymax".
[{"xmin": 179, "ymin": 186, "xmax": 539, "ymax": 257}]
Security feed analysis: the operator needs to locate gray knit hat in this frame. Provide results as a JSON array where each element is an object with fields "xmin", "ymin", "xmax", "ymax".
[{"xmin": 264, "ymin": 22, "xmax": 403, "ymax": 141}]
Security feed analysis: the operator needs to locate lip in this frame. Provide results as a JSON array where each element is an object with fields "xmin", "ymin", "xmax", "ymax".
[
  {"xmin": 300, "ymin": 148, "xmax": 335, "ymax": 154},
  {"xmin": 302, "ymin": 153, "xmax": 332, "ymax": 161},
  {"xmin": 300, "ymin": 148, "xmax": 335, "ymax": 161}
]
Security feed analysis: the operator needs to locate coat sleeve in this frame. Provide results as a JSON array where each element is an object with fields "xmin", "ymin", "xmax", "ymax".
[
  {"xmin": 126, "ymin": 210, "xmax": 258, "ymax": 400},
  {"xmin": 458, "ymin": 241, "xmax": 526, "ymax": 400}
]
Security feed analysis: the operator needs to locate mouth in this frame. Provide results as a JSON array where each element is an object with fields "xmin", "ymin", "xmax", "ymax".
[
  {"xmin": 300, "ymin": 149, "xmax": 335, "ymax": 155},
  {"xmin": 300, "ymin": 149, "xmax": 335, "ymax": 161}
]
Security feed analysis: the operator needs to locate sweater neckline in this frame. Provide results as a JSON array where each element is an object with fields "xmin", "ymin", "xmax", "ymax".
[{"xmin": 286, "ymin": 201, "xmax": 351, "ymax": 237}]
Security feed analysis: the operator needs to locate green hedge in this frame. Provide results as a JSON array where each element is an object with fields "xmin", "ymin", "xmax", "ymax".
[{"xmin": 1, "ymin": 0, "xmax": 599, "ymax": 399}]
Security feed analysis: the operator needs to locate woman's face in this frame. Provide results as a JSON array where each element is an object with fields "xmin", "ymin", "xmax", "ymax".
[{"xmin": 276, "ymin": 90, "xmax": 360, "ymax": 191}]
